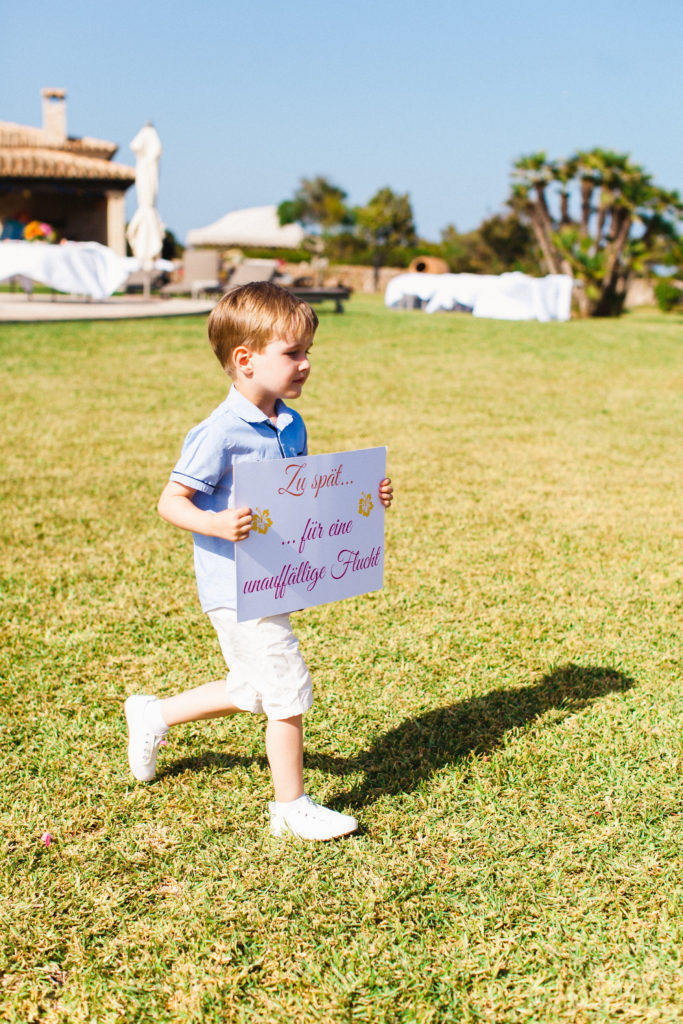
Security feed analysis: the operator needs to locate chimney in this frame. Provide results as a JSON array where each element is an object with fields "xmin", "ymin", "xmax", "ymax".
[{"xmin": 41, "ymin": 88, "xmax": 67, "ymax": 143}]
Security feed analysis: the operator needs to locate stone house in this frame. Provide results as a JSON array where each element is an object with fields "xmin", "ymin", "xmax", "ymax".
[{"xmin": 0, "ymin": 89, "xmax": 135, "ymax": 255}]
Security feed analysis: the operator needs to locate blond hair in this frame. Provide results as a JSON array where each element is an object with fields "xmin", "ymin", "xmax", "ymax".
[{"xmin": 207, "ymin": 281, "xmax": 318, "ymax": 376}]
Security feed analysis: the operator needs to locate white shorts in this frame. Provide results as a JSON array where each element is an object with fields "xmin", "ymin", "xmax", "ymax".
[{"xmin": 207, "ymin": 608, "xmax": 313, "ymax": 720}]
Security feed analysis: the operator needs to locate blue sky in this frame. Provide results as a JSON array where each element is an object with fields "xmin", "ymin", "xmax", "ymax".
[{"xmin": 3, "ymin": 0, "xmax": 682, "ymax": 244}]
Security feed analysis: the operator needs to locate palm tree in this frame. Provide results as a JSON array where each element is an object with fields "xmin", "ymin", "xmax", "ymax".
[
  {"xmin": 511, "ymin": 152, "xmax": 561, "ymax": 274},
  {"xmin": 510, "ymin": 148, "xmax": 683, "ymax": 316}
]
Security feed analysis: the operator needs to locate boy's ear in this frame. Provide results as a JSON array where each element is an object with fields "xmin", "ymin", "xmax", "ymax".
[{"xmin": 232, "ymin": 345, "xmax": 253, "ymax": 375}]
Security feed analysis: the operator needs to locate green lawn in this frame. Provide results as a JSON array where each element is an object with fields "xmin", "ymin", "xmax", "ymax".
[{"xmin": 2, "ymin": 296, "xmax": 682, "ymax": 1022}]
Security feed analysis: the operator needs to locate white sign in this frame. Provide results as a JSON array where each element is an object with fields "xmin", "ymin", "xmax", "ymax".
[{"xmin": 234, "ymin": 447, "xmax": 386, "ymax": 621}]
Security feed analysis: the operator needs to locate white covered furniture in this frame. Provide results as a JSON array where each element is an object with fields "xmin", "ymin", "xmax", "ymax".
[
  {"xmin": 385, "ymin": 272, "xmax": 574, "ymax": 322},
  {"xmin": 0, "ymin": 240, "xmax": 136, "ymax": 300}
]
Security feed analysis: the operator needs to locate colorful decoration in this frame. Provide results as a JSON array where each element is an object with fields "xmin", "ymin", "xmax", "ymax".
[{"xmin": 23, "ymin": 220, "xmax": 56, "ymax": 243}]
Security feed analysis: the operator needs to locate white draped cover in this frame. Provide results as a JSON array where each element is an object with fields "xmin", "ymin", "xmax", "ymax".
[
  {"xmin": 0, "ymin": 241, "xmax": 140, "ymax": 300},
  {"xmin": 385, "ymin": 271, "xmax": 574, "ymax": 321}
]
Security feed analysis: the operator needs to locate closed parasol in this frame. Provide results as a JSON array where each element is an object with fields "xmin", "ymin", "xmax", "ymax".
[{"xmin": 126, "ymin": 123, "xmax": 164, "ymax": 292}]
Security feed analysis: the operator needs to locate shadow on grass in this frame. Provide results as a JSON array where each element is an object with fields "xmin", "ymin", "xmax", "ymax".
[
  {"xmin": 314, "ymin": 663, "xmax": 634, "ymax": 809},
  {"xmin": 161, "ymin": 664, "xmax": 634, "ymax": 807},
  {"xmin": 161, "ymin": 752, "xmax": 253, "ymax": 779}
]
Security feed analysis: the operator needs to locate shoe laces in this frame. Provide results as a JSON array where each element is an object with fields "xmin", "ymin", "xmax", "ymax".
[
  {"xmin": 141, "ymin": 730, "xmax": 164, "ymax": 758},
  {"xmin": 296, "ymin": 796, "xmax": 331, "ymax": 819}
]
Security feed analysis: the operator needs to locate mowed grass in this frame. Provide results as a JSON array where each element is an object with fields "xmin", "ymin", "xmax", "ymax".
[{"xmin": 1, "ymin": 295, "xmax": 682, "ymax": 1023}]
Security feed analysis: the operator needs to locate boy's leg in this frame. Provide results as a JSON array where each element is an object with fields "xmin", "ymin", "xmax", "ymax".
[
  {"xmin": 125, "ymin": 681, "xmax": 243, "ymax": 782},
  {"xmin": 160, "ymin": 679, "xmax": 242, "ymax": 726},
  {"xmin": 265, "ymin": 715, "xmax": 304, "ymax": 803},
  {"xmin": 266, "ymin": 713, "xmax": 357, "ymax": 841}
]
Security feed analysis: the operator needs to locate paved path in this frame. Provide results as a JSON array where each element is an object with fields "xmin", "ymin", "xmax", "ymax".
[{"xmin": 0, "ymin": 292, "xmax": 215, "ymax": 323}]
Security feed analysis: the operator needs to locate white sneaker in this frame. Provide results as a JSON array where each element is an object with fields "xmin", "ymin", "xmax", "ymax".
[
  {"xmin": 124, "ymin": 695, "xmax": 166, "ymax": 782},
  {"xmin": 269, "ymin": 795, "xmax": 358, "ymax": 840}
]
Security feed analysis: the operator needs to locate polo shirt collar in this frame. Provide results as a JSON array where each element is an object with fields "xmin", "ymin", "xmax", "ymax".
[{"xmin": 226, "ymin": 385, "xmax": 293, "ymax": 429}]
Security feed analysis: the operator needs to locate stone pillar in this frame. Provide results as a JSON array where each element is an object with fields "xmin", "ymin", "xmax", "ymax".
[{"xmin": 106, "ymin": 191, "xmax": 126, "ymax": 255}]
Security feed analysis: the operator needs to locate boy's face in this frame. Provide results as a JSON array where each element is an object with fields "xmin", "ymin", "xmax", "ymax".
[{"xmin": 245, "ymin": 333, "xmax": 313, "ymax": 405}]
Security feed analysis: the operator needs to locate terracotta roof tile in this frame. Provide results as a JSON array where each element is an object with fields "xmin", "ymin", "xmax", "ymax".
[
  {"xmin": 0, "ymin": 120, "xmax": 122, "ymax": 162},
  {"xmin": 0, "ymin": 146, "xmax": 135, "ymax": 183}
]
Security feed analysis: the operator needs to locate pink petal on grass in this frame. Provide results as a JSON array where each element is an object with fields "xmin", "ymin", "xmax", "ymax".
[{"xmin": 41, "ymin": 831, "xmax": 53, "ymax": 847}]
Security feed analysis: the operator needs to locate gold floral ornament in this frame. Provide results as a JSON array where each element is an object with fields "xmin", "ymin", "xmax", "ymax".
[
  {"xmin": 252, "ymin": 508, "xmax": 273, "ymax": 535},
  {"xmin": 358, "ymin": 492, "xmax": 374, "ymax": 518}
]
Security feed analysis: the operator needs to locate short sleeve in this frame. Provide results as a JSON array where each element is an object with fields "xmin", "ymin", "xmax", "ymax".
[{"xmin": 170, "ymin": 419, "xmax": 231, "ymax": 494}]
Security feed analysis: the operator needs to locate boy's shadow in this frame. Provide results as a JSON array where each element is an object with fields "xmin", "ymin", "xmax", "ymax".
[
  {"xmin": 164, "ymin": 664, "xmax": 634, "ymax": 807},
  {"xmin": 308, "ymin": 663, "xmax": 634, "ymax": 809}
]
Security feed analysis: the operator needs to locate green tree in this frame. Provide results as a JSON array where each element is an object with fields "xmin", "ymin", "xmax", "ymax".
[
  {"xmin": 278, "ymin": 175, "xmax": 354, "ymax": 232},
  {"xmin": 278, "ymin": 175, "xmax": 354, "ymax": 283},
  {"xmin": 354, "ymin": 187, "xmax": 417, "ymax": 289},
  {"xmin": 511, "ymin": 148, "xmax": 683, "ymax": 316},
  {"xmin": 161, "ymin": 228, "xmax": 184, "ymax": 261},
  {"xmin": 279, "ymin": 175, "xmax": 352, "ymax": 238},
  {"xmin": 439, "ymin": 213, "xmax": 538, "ymax": 275}
]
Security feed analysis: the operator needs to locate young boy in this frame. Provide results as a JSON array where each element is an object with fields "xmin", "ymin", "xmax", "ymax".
[{"xmin": 125, "ymin": 282, "xmax": 393, "ymax": 841}]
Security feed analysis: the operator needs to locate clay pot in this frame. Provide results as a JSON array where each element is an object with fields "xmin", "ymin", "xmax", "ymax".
[{"xmin": 407, "ymin": 256, "xmax": 450, "ymax": 275}]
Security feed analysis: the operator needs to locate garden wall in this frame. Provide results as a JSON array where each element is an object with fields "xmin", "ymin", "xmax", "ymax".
[{"xmin": 280, "ymin": 262, "xmax": 405, "ymax": 294}]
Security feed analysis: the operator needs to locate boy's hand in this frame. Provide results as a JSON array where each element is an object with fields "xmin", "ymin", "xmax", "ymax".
[
  {"xmin": 212, "ymin": 506, "xmax": 253, "ymax": 542},
  {"xmin": 378, "ymin": 477, "xmax": 393, "ymax": 508},
  {"xmin": 158, "ymin": 482, "xmax": 252, "ymax": 541}
]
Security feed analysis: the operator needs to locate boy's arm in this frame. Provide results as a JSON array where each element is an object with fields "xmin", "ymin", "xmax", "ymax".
[
  {"xmin": 379, "ymin": 477, "xmax": 393, "ymax": 508},
  {"xmin": 157, "ymin": 481, "xmax": 253, "ymax": 542}
]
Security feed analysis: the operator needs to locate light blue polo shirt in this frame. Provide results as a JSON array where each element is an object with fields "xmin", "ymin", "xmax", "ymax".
[{"xmin": 170, "ymin": 386, "xmax": 308, "ymax": 612}]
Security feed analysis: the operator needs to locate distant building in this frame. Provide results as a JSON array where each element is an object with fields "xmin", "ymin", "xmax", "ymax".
[{"xmin": 0, "ymin": 89, "xmax": 135, "ymax": 255}]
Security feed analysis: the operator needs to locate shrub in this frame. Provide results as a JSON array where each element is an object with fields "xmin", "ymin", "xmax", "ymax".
[{"xmin": 654, "ymin": 277, "xmax": 681, "ymax": 312}]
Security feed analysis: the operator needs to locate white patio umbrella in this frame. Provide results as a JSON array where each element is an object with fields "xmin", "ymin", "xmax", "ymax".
[
  {"xmin": 126, "ymin": 123, "xmax": 164, "ymax": 294},
  {"xmin": 186, "ymin": 206, "xmax": 305, "ymax": 248}
]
